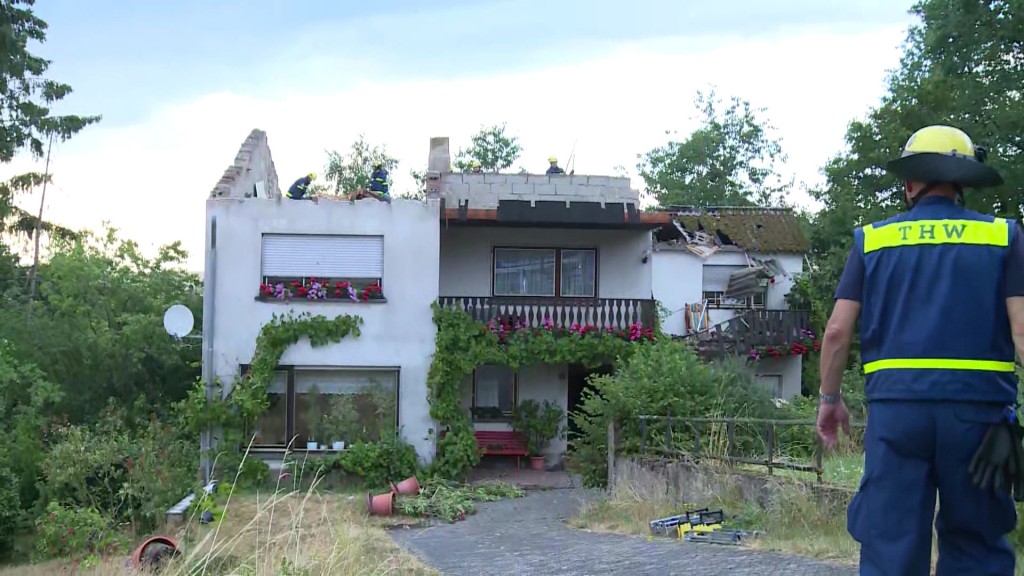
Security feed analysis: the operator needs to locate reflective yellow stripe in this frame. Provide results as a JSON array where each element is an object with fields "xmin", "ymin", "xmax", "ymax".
[
  {"xmin": 862, "ymin": 218, "xmax": 1008, "ymax": 253},
  {"xmin": 863, "ymin": 358, "xmax": 1016, "ymax": 374}
]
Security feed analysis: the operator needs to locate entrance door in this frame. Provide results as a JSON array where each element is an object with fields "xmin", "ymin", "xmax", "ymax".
[{"xmin": 566, "ymin": 363, "xmax": 614, "ymax": 440}]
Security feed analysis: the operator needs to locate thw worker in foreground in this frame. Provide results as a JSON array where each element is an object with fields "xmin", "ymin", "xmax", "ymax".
[{"xmin": 816, "ymin": 125, "xmax": 1024, "ymax": 575}]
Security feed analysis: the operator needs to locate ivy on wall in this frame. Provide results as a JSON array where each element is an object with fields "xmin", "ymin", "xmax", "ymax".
[
  {"xmin": 427, "ymin": 304, "xmax": 654, "ymax": 479},
  {"xmin": 179, "ymin": 311, "xmax": 363, "ymax": 464}
]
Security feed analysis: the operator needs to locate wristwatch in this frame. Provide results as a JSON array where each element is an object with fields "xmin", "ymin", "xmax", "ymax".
[{"xmin": 819, "ymin": 391, "xmax": 841, "ymax": 405}]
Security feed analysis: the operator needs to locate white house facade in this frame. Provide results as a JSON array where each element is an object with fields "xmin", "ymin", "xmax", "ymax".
[
  {"xmin": 651, "ymin": 207, "xmax": 811, "ymax": 400},
  {"xmin": 201, "ymin": 130, "xmax": 809, "ymax": 472}
]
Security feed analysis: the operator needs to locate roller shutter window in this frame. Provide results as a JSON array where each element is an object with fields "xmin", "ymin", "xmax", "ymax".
[{"xmin": 261, "ymin": 234, "xmax": 383, "ymax": 279}]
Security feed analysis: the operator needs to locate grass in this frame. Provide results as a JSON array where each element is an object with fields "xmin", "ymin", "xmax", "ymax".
[
  {"xmin": 0, "ymin": 482, "xmax": 438, "ymax": 576},
  {"xmin": 570, "ymin": 455, "xmax": 861, "ymax": 564}
]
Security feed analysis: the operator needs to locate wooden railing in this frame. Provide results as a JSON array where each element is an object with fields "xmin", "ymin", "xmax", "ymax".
[
  {"xmin": 438, "ymin": 296, "xmax": 656, "ymax": 330},
  {"xmin": 687, "ymin": 309, "xmax": 811, "ymax": 355}
]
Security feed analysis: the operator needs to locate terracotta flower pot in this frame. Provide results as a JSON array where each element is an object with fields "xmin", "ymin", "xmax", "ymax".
[
  {"xmin": 390, "ymin": 475, "xmax": 421, "ymax": 496},
  {"xmin": 128, "ymin": 536, "xmax": 180, "ymax": 569},
  {"xmin": 367, "ymin": 491, "xmax": 395, "ymax": 516},
  {"xmin": 529, "ymin": 456, "xmax": 546, "ymax": 471}
]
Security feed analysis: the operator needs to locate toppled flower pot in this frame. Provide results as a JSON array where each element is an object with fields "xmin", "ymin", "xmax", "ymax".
[
  {"xmin": 127, "ymin": 536, "xmax": 180, "ymax": 571},
  {"xmin": 367, "ymin": 491, "xmax": 395, "ymax": 516},
  {"xmin": 390, "ymin": 475, "xmax": 421, "ymax": 496}
]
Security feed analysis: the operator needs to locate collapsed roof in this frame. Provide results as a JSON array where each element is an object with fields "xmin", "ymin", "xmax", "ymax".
[{"xmin": 653, "ymin": 206, "xmax": 810, "ymax": 254}]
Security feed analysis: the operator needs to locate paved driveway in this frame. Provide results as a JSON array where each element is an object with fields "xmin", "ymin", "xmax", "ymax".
[{"xmin": 389, "ymin": 489, "xmax": 857, "ymax": 576}]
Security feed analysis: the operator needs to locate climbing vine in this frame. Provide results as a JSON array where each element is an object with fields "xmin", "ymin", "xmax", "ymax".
[
  {"xmin": 427, "ymin": 304, "xmax": 654, "ymax": 479},
  {"xmin": 178, "ymin": 311, "xmax": 362, "ymax": 478}
]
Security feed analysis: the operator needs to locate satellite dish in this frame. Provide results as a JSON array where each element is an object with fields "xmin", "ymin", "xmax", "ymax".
[{"xmin": 163, "ymin": 304, "xmax": 195, "ymax": 339}]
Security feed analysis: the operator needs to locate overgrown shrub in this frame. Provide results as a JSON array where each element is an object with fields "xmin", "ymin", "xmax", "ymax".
[
  {"xmin": 570, "ymin": 338, "xmax": 778, "ymax": 486},
  {"xmin": 33, "ymin": 502, "xmax": 122, "ymax": 565},
  {"xmin": 339, "ymin": 431, "xmax": 419, "ymax": 489},
  {"xmin": 40, "ymin": 406, "xmax": 199, "ymax": 533},
  {"xmin": 0, "ymin": 466, "xmax": 20, "ymax": 560}
]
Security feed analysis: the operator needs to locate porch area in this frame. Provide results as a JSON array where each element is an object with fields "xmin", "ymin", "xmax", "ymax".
[
  {"xmin": 458, "ymin": 362, "xmax": 612, "ymax": 472},
  {"xmin": 438, "ymin": 296, "xmax": 657, "ymax": 330}
]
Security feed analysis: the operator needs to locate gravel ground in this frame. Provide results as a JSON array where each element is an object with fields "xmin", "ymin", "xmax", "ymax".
[{"xmin": 389, "ymin": 488, "xmax": 857, "ymax": 576}]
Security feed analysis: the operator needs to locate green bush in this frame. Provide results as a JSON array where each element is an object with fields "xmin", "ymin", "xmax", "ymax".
[
  {"xmin": 40, "ymin": 407, "xmax": 199, "ymax": 533},
  {"xmin": 339, "ymin": 431, "xmax": 419, "ymax": 489},
  {"xmin": 33, "ymin": 502, "xmax": 121, "ymax": 564},
  {"xmin": 570, "ymin": 338, "xmax": 778, "ymax": 487},
  {"xmin": 0, "ymin": 466, "xmax": 20, "ymax": 560}
]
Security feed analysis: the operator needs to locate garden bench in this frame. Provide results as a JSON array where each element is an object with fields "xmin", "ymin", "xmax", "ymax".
[{"xmin": 474, "ymin": 430, "xmax": 529, "ymax": 468}]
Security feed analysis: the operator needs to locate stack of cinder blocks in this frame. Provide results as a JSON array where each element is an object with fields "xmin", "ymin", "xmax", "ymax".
[{"xmin": 441, "ymin": 173, "xmax": 638, "ymax": 209}]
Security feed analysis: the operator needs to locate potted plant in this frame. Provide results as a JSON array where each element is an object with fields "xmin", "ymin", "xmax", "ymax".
[
  {"xmin": 304, "ymin": 386, "xmax": 323, "ymax": 451},
  {"xmin": 325, "ymin": 395, "xmax": 360, "ymax": 450},
  {"xmin": 512, "ymin": 399, "xmax": 565, "ymax": 471}
]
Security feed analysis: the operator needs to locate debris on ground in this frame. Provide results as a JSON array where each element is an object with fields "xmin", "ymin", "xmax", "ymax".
[{"xmin": 393, "ymin": 477, "xmax": 524, "ymax": 523}]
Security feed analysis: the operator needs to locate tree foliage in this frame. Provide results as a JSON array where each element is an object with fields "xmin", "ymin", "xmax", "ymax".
[
  {"xmin": 453, "ymin": 123, "xmax": 523, "ymax": 173},
  {"xmin": 791, "ymin": 0, "xmax": 1024, "ymax": 391},
  {"xmin": 323, "ymin": 134, "xmax": 399, "ymax": 196},
  {"xmin": 0, "ymin": 0, "xmax": 100, "ymax": 162},
  {"xmin": 638, "ymin": 89, "xmax": 790, "ymax": 208}
]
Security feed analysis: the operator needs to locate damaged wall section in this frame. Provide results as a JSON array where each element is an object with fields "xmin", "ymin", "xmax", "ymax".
[{"xmin": 210, "ymin": 129, "xmax": 282, "ymax": 200}]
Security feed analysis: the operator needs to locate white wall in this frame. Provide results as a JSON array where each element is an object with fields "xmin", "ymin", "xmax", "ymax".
[
  {"xmin": 439, "ymin": 227, "xmax": 653, "ymax": 299},
  {"xmin": 652, "ymin": 248, "xmax": 804, "ymax": 333},
  {"xmin": 754, "ymin": 357, "xmax": 803, "ymax": 399},
  {"xmin": 204, "ymin": 197, "xmax": 441, "ymax": 463}
]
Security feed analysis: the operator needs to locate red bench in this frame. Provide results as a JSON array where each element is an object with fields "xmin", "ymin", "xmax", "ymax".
[
  {"xmin": 474, "ymin": 430, "xmax": 529, "ymax": 468},
  {"xmin": 437, "ymin": 429, "xmax": 530, "ymax": 468}
]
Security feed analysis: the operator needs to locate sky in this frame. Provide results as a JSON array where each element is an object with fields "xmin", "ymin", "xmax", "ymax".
[{"xmin": 2, "ymin": 0, "xmax": 918, "ymax": 272}]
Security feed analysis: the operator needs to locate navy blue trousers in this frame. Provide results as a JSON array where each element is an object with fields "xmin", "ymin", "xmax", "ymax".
[{"xmin": 848, "ymin": 401, "xmax": 1017, "ymax": 575}]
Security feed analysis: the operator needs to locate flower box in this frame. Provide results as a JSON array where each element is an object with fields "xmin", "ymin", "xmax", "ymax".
[{"xmin": 256, "ymin": 277, "xmax": 386, "ymax": 303}]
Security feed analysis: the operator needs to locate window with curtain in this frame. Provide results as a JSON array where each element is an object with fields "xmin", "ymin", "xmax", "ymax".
[
  {"xmin": 472, "ymin": 365, "xmax": 516, "ymax": 421},
  {"xmin": 493, "ymin": 248, "xmax": 597, "ymax": 297}
]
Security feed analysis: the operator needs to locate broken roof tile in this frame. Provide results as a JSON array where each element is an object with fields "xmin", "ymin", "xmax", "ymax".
[{"xmin": 659, "ymin": 207, "xmax": 809, "ymax": 253}]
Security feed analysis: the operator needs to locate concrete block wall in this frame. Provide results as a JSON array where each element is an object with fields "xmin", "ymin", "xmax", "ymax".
[
  {"xmin": 210, "ymin": 129, "xmax": 282, "ymax": 200},
  {"xmin": 441, "ymin": 173, "xmax": 639, "ymax": 209}
]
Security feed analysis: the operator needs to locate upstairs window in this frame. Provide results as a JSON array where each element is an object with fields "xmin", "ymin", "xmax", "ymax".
[
  {"xmin": 493, "ymin": 248, "xmax": 597, "ymax": 298},
  {"xmin": 260, "ymin": 234, "xmax": 385, "ymax": 301}
]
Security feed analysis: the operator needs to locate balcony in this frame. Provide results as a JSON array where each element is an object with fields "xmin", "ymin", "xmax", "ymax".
[
  {"xmin": 438, "ymin": 296, "xmax": 656, "ymax": 330},
  {"xmin": 687, "ymin": 309, "xmax": 812, "ymax": 357}
]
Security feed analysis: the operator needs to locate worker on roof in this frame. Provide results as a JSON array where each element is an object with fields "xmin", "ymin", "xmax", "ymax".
[
  {"xmin": 818, "ymin": 124, "xmax": 1024, "ymax": 575},
  {"xmin": 545, "ymin": 155, "xmax": 565, "ymax": 175},
  {"xmin": 286, "ymin": 172, "xmax": 317, "ymax": 200},
  {"xmin": 347, "ymin": 162, "xmax": 391, "ymax": 203},
  {"xmin": 470, "ymin": 159, "xmax": 482, "ymax": 173}
]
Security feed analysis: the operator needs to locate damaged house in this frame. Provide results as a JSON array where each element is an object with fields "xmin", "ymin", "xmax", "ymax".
[{"xmin": 651, "ymin": 206, "xmax": 812, "ymax": 400}]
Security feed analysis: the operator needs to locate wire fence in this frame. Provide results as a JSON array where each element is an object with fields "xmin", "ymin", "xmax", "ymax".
[{"xmin": 623, "ymin": 415, "xmax": 867, "ymax": 483}]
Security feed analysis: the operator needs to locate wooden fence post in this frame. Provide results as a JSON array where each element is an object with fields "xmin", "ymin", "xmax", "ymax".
[{"xmin": 607, "ymin": 419, "xmax": 617, "ymax": 491}]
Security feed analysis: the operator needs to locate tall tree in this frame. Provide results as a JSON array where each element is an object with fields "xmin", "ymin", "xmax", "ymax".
[
  {"xmin": 453, "ymin": 123, "xmax": 523, "ymax": 173},
  {"xmin": 637, "ymin": 89, "xmax": 790, "ymax": 208},
  {"xmin": 323, "ymin": 135, "xmax": 399, "ymax": 196},
  {"xmin": 789, "ymin": 0, "xmax": 1024, "ymax": 390},
  {"xmin": 0, "ymin": 1, "xmax": 101, "ymax": 162}
]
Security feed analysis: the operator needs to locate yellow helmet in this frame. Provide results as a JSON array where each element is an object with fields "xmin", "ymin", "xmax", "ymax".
[
  {"xmin": 885, "ymin": 125, "xmax": 1002, "ymax": 188},
  {"xmin": 470, "ymin": 159, "xmax": 481, "ymax": 167},
  {"xmin": 548, "ymin": 155, "xmax": 558, "ymax": 163},
  {"xmin": 307, "ymin": 172, "xmax": 318, "ymax": 181}
]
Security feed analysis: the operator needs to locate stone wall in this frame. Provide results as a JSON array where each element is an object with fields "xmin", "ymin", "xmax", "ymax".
[
  {"xmin": 441, "ymin": 172, "xmax": 639, "ymax": 209},
  {"xmin": 210, "ymin": 129, "xmax": 281, "ymax": 200}
]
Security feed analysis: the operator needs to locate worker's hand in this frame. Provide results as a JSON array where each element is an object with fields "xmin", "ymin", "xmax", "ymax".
[{"xmin": 816, "ymin": 399, "xmax": 851, "ymax": 450}]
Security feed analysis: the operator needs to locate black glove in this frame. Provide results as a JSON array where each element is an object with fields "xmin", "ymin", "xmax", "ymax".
[{"xmin": 969, "ymin": 415, "xmax": 1024, "ymax": 502}]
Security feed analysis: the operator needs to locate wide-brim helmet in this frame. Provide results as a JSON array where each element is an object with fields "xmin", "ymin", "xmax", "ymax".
[{"xmin": 885, "ymin": 125, "xmax": 1003, "ymax": 188}]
